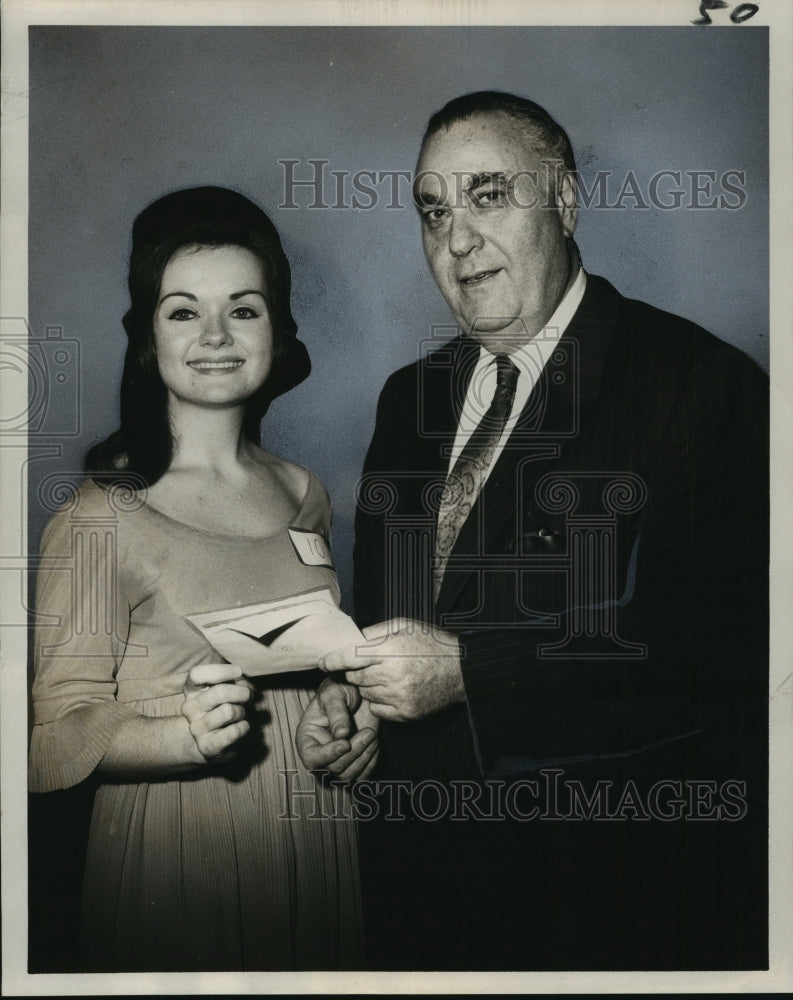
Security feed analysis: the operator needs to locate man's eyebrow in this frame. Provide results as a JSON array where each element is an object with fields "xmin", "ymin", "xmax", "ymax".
[
  {"xmin": 412, "ymin": 170, "xmax": 509, "ymax": 209},
  {"xmin": 463, "ymin": 171, "xmax": 508, "ymax": 192},
  {"xmin": 412, "ymin": 184, "xmax": 442, "ymax": 208}
]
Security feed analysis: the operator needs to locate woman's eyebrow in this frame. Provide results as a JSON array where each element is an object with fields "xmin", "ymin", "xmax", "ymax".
[
  {"xmin": 159, "ymin": 291, "xmax": 197, "ymax": 305},
  {"xmin": 158, "ymin": 289, "xmax": 265, "ymax": 306}
]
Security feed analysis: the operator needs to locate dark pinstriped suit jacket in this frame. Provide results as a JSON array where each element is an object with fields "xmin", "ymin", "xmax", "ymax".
[{"xmin": 353, "ymin": 274, "xmax": 768, "ymax": 969}]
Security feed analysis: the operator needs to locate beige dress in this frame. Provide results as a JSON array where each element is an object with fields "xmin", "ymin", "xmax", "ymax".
[{"xmin": 29, "ymin": 473, "xmax": 362, "ymax": 971}]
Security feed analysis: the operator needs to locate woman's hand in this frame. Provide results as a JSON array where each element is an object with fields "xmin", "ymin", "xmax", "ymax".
[
  {"xmin": 295, "ymin": 677, "xmax": 379, "ymax": 781},
  {"xmin": 182, "ymin": 663, "xmax": 253, "ymax": 762}
]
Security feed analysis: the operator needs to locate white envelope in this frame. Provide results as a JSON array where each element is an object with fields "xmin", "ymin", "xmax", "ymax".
[{"xmin": 185, "ymin": 587, "xmax": 365, "ymax": 677}]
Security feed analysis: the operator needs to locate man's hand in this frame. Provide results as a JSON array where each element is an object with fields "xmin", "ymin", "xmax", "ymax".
[
  {"xmin": 320, "ymin": 618, "xmax": 465, "ymax": 722},
  {"xmin": 296, "ymin": 677, "xmax": 379, "ymax": 781}
]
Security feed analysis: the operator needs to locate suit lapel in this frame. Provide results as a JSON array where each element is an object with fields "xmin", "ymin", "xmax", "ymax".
[
  {"xmin": 410, "ymin": 336, "xmax": 479, "ymax": 478},
  {"xmin": 436, "ymin": 275, "xmax": 621, "ymax": 616}
]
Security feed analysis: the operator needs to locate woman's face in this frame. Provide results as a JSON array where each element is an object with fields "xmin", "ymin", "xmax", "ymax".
[{"xmin": 153, "ymin": 244, "xmax": 274, "ymax": 412}]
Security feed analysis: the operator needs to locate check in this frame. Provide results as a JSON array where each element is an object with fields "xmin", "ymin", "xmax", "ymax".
[{"xmin": 185, "ymin": 587, "xmax": 365, "ymax": 677}]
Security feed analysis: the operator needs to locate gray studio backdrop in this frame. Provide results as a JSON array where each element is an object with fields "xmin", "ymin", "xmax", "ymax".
[{"xmin": 27, "ymin": 26, "xmax": 768, "ymax": 610}]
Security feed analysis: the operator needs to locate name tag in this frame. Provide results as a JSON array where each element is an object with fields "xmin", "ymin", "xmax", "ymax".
[{"xmin": 288, "ymin": 528, "xmax": 334, "ymax": 568}]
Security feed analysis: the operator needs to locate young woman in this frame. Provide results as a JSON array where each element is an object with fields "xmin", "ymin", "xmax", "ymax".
[{"xmin": 28, "ymin": 186, "xmax": 377, "ymax": 971}]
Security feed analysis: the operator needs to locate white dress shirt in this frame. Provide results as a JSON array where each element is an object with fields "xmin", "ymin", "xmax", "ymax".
[{"xmin": 446, "ymin": 268, "xmax": 587, "ymax": 478}]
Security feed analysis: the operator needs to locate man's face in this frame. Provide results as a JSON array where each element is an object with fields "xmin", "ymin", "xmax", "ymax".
[{"xmin": 415, "ymin": 111, "xmax": 577, "ymax": 352}]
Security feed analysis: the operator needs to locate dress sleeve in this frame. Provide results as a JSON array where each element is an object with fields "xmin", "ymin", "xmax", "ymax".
[{"xmin": 29, "ymin": 499, "xmax": 138, "ymax": 792}]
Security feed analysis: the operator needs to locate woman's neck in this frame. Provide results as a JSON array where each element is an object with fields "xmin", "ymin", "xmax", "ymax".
[{"xmin": 166, "ymin": 401, "xmax": 258, "ymax": 475}]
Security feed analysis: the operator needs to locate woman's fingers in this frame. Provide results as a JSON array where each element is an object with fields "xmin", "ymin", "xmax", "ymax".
[
  {"xmin": 354, "ymin": 744, "xmax": 381, "ymax": 782},
  {"xmin": 182, "ymin": 664, "xmax": 254, "ymax": 760},
  {"xmin": 297, "ymin": 735, "xmax": 353, "ymax": 771},
  {"xmin": 195, "ymin": 719, "xmax": 251, "ymax": 760},
  {"xmin": 323, "ymin": 727, "xmax": 378, "ymax": 780},
  {"xmin": 184, "ymin": 681, "xmax": 252, "ymax": 716},
  {"xmin": 189, "ymin": 700, "xmax": 247, "ymax": 734},
  {"xmin": 185, "ymin": 662, "xmax": 243, "ymax": 691}
]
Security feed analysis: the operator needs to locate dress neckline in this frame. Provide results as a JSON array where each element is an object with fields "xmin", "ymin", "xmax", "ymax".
[{"xmin": 136, "ymin": 466, "xmax": 315, "ymax": 540}]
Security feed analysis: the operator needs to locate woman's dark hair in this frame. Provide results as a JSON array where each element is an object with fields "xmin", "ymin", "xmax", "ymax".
[{"xmin": 86, "ymin": 185, "xmax": 310, "ymax": 485}]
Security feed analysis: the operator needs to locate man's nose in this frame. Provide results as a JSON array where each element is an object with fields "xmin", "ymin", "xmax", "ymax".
[
  {"xmin": 199, "ymin": 315, "xmax": 232, "ymax": 347},
  {"xmin": 448, "ymin": 209, "xmax": 484, "ymax": 257}
]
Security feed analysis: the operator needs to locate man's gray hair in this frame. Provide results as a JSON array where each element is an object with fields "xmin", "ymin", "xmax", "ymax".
[{"xmin": 421, "ymin": 90, "xmax": 576, "ymax": 176}]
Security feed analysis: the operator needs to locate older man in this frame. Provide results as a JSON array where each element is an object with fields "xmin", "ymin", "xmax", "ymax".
[{"xmin": 298, "ymin": 92, "xmax": 768, "ymax": 970}]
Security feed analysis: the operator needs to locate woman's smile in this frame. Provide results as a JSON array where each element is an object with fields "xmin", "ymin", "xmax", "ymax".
[{"xmin": 186, "ymin": 358, "xmax": 246, "ymax": 373}]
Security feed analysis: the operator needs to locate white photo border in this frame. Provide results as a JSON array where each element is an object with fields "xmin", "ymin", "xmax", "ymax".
[{"xmin": 2, "ymin": 0, "xmax": 791, "ymax": 995}]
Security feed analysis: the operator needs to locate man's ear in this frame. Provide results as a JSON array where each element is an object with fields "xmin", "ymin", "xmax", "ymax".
[{"xmin": 556, "ymin": 170, "xmax": 578, "ymax": 239}]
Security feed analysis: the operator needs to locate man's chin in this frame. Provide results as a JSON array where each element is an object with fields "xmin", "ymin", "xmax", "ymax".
[{"xmin": 464, "ymin": 318, "xmax": 534, "ymax": 353}]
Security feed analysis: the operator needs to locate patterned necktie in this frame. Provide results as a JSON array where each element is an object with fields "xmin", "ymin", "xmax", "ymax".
[{"xmin": 433, "ymin": 353, "xmax": 520, "ymax": 603}]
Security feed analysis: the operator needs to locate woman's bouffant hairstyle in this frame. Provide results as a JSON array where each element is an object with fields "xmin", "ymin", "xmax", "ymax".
[{"xmin": 85, "ymin": 185, "xmax": 310, "ymax": 486}]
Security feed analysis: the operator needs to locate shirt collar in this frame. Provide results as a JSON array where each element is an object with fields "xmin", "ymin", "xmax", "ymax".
[{"xmin": 475, "ymin": 267, "xmax": 588, "ymax": 373}]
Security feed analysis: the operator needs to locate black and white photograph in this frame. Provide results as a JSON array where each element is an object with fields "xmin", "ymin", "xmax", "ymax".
[{"xmin": 1, "ymin": 0, "xmax": 791, "ymax": 994}]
